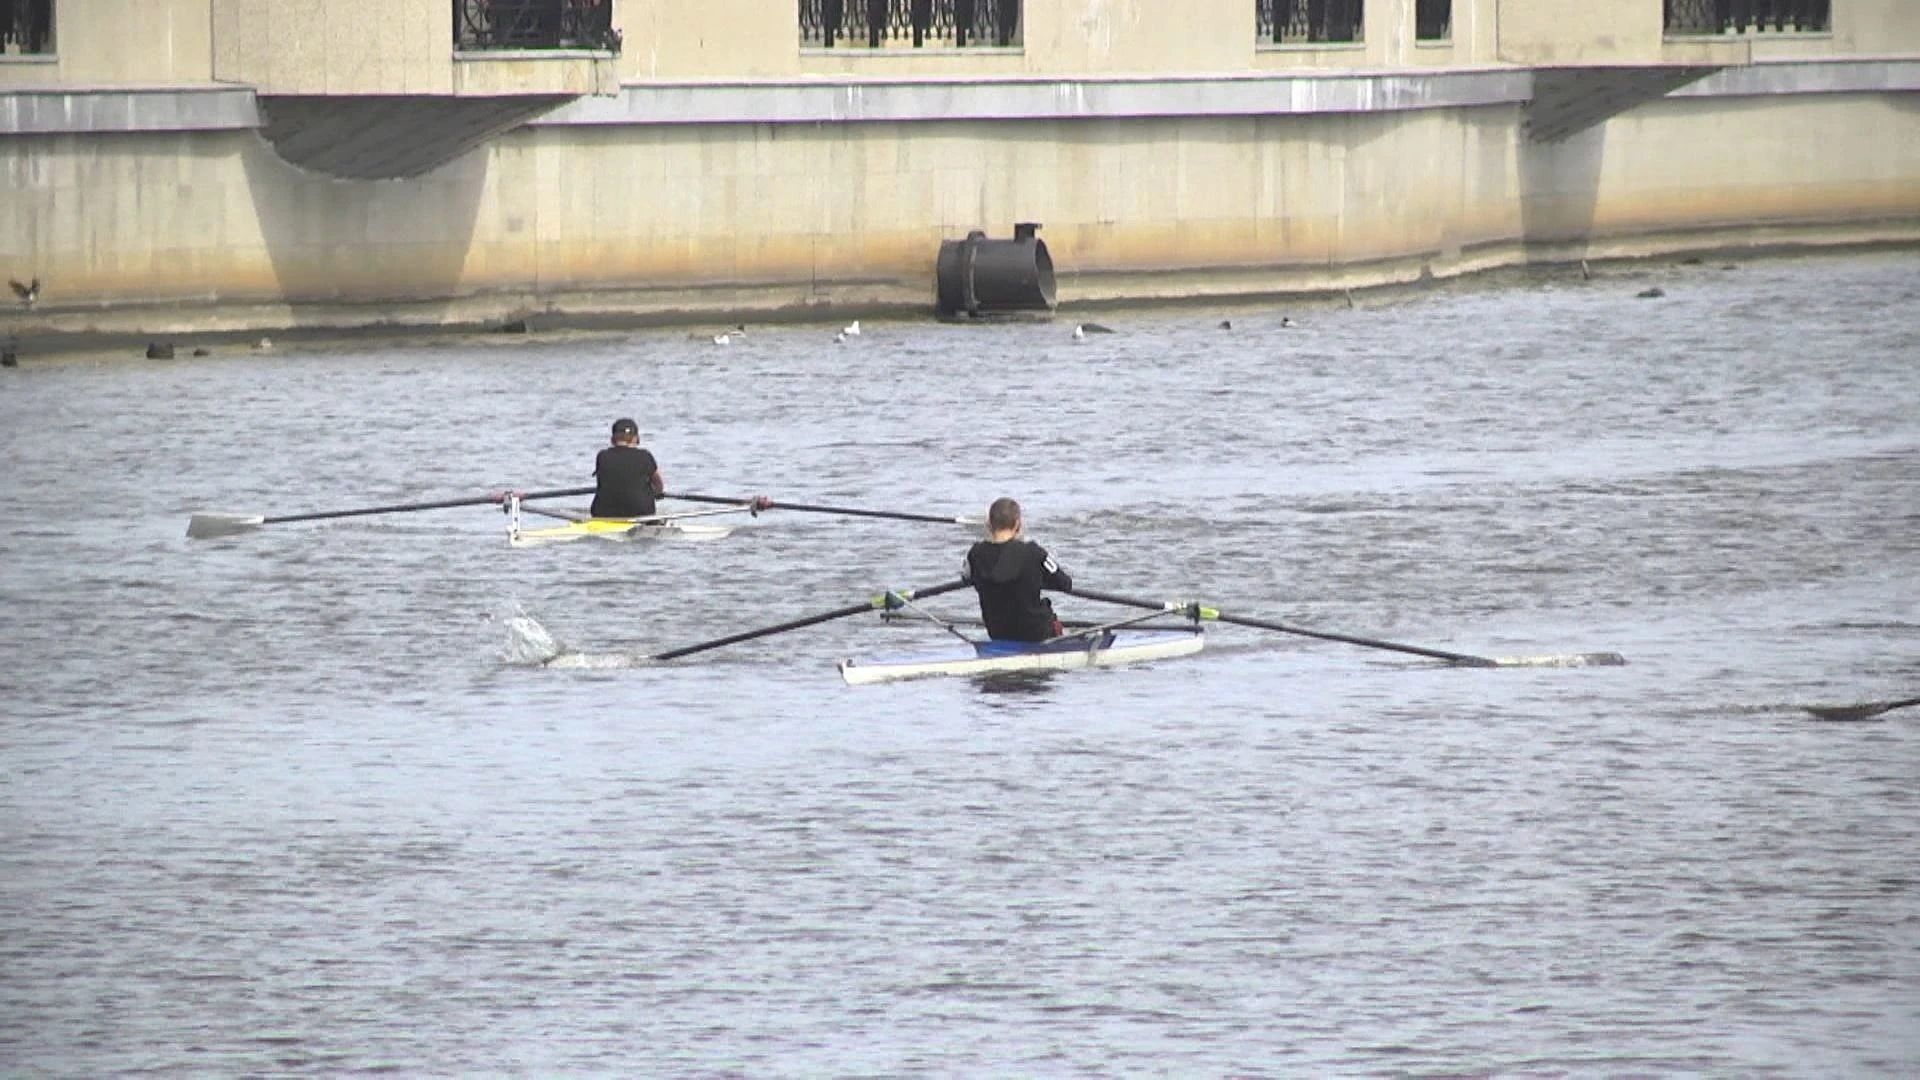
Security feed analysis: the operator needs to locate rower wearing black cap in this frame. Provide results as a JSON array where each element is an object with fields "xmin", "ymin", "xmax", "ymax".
[{"xmin": 591, "ymin": 418, "xmax": 664, "ymax": 519}]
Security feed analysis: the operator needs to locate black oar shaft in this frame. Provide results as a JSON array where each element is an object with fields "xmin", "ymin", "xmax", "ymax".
[
  {"xmin": 664, "ymin": 491, "xmax": 965, "ymax": 526},
  {"xmin": 263, "ymin": 485, "xmax": 594, "ymax": 525},
  {"xmin": 769, "ymin": 499, "xmax": 962, "ymax": 525},
  {"xmin": 650, "ymin": 579, "xmax": 970, "ymax": 662},
  {"xmin": 1213, "ymin": 610, "xmax": 1496, "ymax": 667},
  {"xmin": 648, "ymin": 601, "xmax": 877, "ymax": 661},
  {"xmin": 1067, "ymin": 586, "xmax": 1497, "ymax": 667},
  {"xmin": 659, "ymin": 492, "xmax": 752, "ymax": 509}
]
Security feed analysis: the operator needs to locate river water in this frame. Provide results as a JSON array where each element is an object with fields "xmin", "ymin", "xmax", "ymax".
[{"xmin": 2, "ymin": 251, "xmax": 1916, "ymax": 1075}]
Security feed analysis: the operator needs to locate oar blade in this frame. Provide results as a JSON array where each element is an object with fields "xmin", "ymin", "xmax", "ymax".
[
  {"xmin": 186, "ymin": 513, "xmax": 266, "ymax": 539},
  {"xmin": 1804, "ymin": 703, "xmax": 1888, "ymax": 722},
  {"xmin": 1803, "ymin": 696, "xmax": 1920, "ymax": 722},
  {"xmin": 187, "ymin": 484, "xmax": 594, "ymax": 540}
]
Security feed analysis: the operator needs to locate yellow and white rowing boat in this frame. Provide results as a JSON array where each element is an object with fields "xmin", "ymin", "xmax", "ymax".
[{"xmin": 503, "ymin": 493, "xmax": 750, "ymax": 548}]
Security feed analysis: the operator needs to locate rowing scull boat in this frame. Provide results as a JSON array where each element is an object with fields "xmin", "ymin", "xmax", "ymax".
[
  {"xmin": 504, "ymin": 493, "xmax": 749, "ymax": 548},
  {"xmin": 837, "ymin": 628, "xmax": 1203, "ymax": 685},
  {"xmin": 510, "ymin": 517, "xmax": 736, "ymax": 547}
]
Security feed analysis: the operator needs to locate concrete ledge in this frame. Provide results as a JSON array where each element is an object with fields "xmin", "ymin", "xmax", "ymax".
[
  {"xmin": 536, "ymin": 69, "xmax": 1536, "ymax": 126},
  {"xmin": 1675, "ymin": 58, "xmax": 1920, "ymax": 97},
  {"xmin": 537, "ymin": 58, "xmax": 1920, "ymax": 128},
  {"xmin": 0, "ymin": 86, "xmax": 259, "ymax": 135},
  {"xmin": 3, "ymin": 59, "xmax": 1913, "ymax": 138}
]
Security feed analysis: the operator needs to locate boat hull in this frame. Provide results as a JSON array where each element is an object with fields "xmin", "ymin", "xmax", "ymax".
[
  {"xmin": 839, "ymin": 629, "xmax": 1203, "ymax": 685},
  {"xmin": 509, "ymin": 519, "xmax": 734, "ymax": 548}
]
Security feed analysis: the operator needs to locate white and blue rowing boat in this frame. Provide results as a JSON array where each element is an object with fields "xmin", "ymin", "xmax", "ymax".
[{"xmin": 837, "ymin": 628, "xmax": 1203, "ymax": 685}]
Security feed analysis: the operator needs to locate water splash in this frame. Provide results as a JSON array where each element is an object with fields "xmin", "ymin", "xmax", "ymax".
[
  {"xmin": 499, "ymin": 607, "xmax": 657, "ymax": 669},
  {"xmin": 502, "ymin": 611, "xmax": 566, "ymax": 666}
]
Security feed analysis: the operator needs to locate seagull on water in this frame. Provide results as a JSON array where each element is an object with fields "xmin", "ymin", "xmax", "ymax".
[
  {"xmin": 691, "ymin": 324, "xmax": 745, "ymax": 343},
  {"xmin": 9, "ymin": 277, "xmax": 39, "ymax": 308},
  {"xmin": 842, "ymin": 320, "xmax": 861, "ymax": 337},
  {"xmin": 1279, "ymin": 316, "xmax": 1297, "ymax": 328}
]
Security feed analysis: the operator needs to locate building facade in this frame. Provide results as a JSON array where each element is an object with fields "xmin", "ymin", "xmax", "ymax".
[{"xmin": 2, "ymin": 1, "xmax": 1916, "ymax": 336}]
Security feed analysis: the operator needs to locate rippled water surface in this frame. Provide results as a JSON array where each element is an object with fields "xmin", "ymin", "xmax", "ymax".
[{"xmin": 3, "ymin": 252, "xmax": 1918, "ymax": 1075}]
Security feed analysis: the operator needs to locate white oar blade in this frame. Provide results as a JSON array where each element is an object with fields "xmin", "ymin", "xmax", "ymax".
[
  {"xmin": 186, "ymin": 513, "xmax": 266, "ymax": 539},
  {"xmin": 1492, "ymin": 652, "xmax": 1628, "ymax": 668}
]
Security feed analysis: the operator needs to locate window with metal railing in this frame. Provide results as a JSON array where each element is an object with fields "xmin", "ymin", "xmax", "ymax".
[
  {"xmin": 1664, "ymin": 0, "xmax": 1831, "ymax": 35},
  {"xmin": 1257, "ymin": 0, "xmax": 1364, "ymax": 45},
  {"xmin": 1, "ymin": 0, "xmax": 54, "ymax": 55},
  {"xmin": 1416, "ymin": 0, "xmax": 1450, "ymax": 41},
  {"xmin": 800, "ymin": 0, "xmax": 1022, "ymax": 48},
  {"xmin": 454, "ymin": 0, "xmax": 620, "ymax": 52}
]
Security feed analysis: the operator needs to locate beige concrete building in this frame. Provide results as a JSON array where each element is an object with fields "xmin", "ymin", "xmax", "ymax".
[{"xmin": 1, "ymin": 0, "xmax": 1917, "ymax": 337}]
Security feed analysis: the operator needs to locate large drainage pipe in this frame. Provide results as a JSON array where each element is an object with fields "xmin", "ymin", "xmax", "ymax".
[{"xmin": 936, "ymin": 222, "xmax": 1057, "ymax": 319}]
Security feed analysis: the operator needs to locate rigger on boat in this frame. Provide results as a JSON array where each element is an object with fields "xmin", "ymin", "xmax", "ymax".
[{"xmin": 502, "ymin": 492, "xmax": 745, "ymax": 547}]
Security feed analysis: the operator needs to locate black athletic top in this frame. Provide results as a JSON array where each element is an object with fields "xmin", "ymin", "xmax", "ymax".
[
  {"xmin": 591, "ymin": 445, "xmax": 659, "ymax": 518},
  {"xmin": 966, "ymin": 538, "xmax": 1073, "ymax": 642}
]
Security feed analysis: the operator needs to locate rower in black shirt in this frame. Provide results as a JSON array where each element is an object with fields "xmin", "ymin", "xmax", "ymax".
[
  {"xmin": 591, "ymin": 418, "xmax": 664, "ymax": 519},
  {"xmin": 964, "ymin": 497, "xmax": 1073, "ymax": 641}
]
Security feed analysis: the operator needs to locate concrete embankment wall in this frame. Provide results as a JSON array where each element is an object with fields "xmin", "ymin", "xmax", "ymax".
[{"xmin": 3, "ymin": 72, "xmax": 1919, "ymax": 340}]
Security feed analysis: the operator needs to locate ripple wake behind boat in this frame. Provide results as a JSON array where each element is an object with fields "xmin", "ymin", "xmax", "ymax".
[{"xmin": 541, "ymin": 651, "xmax": 656, "ymax": 670}]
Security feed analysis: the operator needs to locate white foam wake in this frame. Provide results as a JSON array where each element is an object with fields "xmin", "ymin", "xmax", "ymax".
[
  {"xmin": 542, "ymin": 651, "xmax": 656, "ymax": 670},
  {"xmin": 1492, "ymin": 652, "xmax": 1628, "ymax": 668}
]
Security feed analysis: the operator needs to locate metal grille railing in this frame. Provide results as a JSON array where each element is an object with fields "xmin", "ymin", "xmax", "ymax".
[
  {"xmin": 454, "ymin": 0, "xmax": 621, "ymax": 51},
  {"xmin": 1415, "ymin": 0, "xmax": 1450, "ymax": 41},
  {"xmin": 1, "ymin": 0, "xmax": 54, "ymax": 54},
  {"xmin": 1257, "ymin": 0, "xmax": 1365, "ymax": 45},
  {"xmin": 800, "ymin": 0, "xmax": 1022, "ymax": 49},
  {"xmin": 1664, "ymin": 0, "xmax": 1830, "ymax": 34}
]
